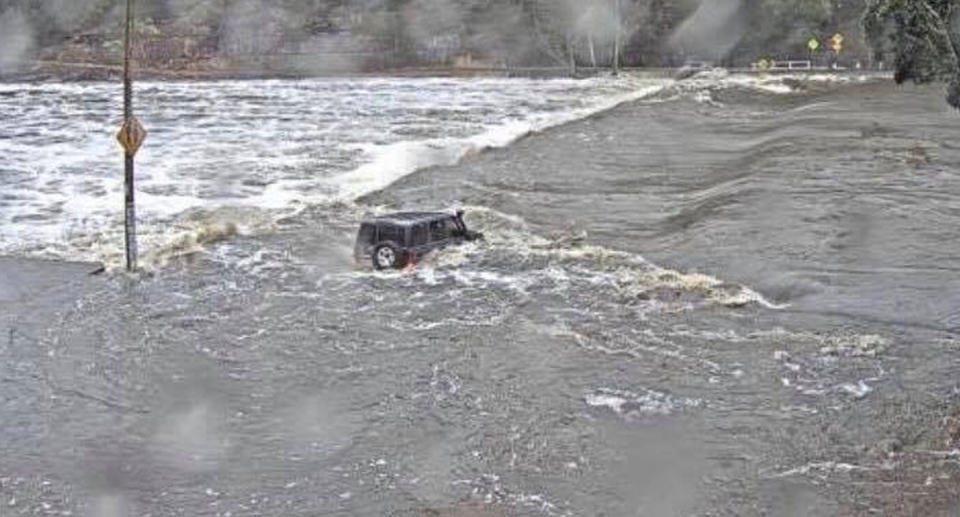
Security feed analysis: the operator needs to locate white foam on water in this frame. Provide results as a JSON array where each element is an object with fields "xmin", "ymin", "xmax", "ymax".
[
  {"xmin": 839, "ymin": 380, "xmax": 874, "ymax": 399},
  {"xmin": 683, "ymin": 68, "xmax": 886, "ymax": 94},
  {"xmin": 458, "ymin": 473, "xmax": 571, "ymax": 516},
  {"xmin": 0, "ymin": 70, "xmax": 884, "ymax": 281},
  {"xmin": 330, "ymin": 79, "xmax": 671, "ymax": 200},
  {"xmin": 768, "ymin": 461, "xmax": 874, "ymax": 479},
  {"xmin": 2, "ymin": 72, "xmax": 871, "ymax": 267},
  {"xmin": 584, "ymin": 387, "xmax": 702, "ymax": 419},
  {"xmin": 0, "ymin": 76, "xmax": 670, "ymax": 265},
  {"xmin": 452, "ymin": 204, "xmax": 787, "ymax": 310}
]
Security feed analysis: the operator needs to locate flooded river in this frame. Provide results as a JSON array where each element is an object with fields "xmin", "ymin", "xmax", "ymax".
[{"xmin": 1, "ymin": 72, "xmax": 959, "ymax": 515}]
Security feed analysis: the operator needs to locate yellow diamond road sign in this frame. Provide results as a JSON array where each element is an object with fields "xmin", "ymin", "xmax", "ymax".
[
  {"xmin": 117, "ymin": 116, "xmax": 147, "ymax": 156},
  {"xmin": 831, "ymin": 33, "xmax": 844, "ymax": 52},
  {"xmin": 808, "ymin": 38, "xmax": 819, "ymax": 51}
]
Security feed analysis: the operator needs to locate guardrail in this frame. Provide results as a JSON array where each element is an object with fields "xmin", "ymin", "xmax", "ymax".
[{"xmin": 752, "ymin": 60, "xmax": 813, "ymax": 70}]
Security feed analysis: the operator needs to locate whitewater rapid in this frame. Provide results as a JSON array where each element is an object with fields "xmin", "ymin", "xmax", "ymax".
[
  {"xmin": 0, "ymin": 75, "xmax": 667, "ymax": 262},
  {"xmin": 0, "ymin": 71, "xmax": 881, "ymax": 266}
]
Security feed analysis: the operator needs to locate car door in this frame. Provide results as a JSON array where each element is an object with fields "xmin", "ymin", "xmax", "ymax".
[
  {"xmin": 377, "ymin": 224, "xmax": 406, "ymax": 249},
  {"xmin": 410, "ymin": 223, "xmax": 430, "ymax": 257}
]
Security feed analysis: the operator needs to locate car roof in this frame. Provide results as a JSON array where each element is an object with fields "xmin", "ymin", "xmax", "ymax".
[{"xmin": 362, "ymin": 211, "xmax": 454, "ymax": 226}]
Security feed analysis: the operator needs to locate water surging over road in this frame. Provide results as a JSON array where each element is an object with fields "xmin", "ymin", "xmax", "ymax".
[
  {"xmin": 0, "ymin": 72, "xmax": 866, "ymax": 269},
  {"xmin": 0, "ymin": 75, "xmax": 668, "ymax": 265},
  {"xmin": 4, "ymin": 71, "xmax": 960, "ymax": 515}
]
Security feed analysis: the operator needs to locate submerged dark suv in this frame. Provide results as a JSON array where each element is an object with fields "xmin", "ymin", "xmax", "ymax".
[{"xmin": 354, "ymin": 210, "xmax": 483, "ymax": 269}]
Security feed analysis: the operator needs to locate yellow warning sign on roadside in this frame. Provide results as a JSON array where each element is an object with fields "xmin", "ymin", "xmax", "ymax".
[
  {"xmin": 807, "ymin": 38, "xmax": 819, "ymax": 52},
  {"xmin": 831, "ymin": 33, "xmax": 844, "ymax": 53},
  {"xmin": 116, "ymin": 116, "xmax": 147, "ymax": 156}
]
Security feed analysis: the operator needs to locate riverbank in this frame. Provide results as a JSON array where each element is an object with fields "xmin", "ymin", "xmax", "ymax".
[
  {"xmin": 1, "ymin": 59, "xmax": 893, "ymax": 82},
  {"xmin": 2, "ymin": 60, "xmax": 604, "ymax": 82}
]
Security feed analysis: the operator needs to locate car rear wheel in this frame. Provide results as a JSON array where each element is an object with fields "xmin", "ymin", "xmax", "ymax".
[{"xmin": 373, "ymin": 243, "xmax": 403, "ymax": 270}]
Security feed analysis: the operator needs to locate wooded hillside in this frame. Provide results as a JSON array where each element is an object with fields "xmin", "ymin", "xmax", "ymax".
[{"xmin": 0, "ymin": 0, "xmax": 877, "ymax": 73}]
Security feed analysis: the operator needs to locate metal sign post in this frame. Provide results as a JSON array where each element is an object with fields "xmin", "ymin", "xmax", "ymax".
[
  {"xmin": 808, "ymin": 37, "xmax": 819, "ymax": 68},
  {"xmin": 830, "ymin": 33, "xmax": 844, "ymax": 69},
  {"xmin": 117, "ymin": 0, "xmax": 146, "ymax": 271}
]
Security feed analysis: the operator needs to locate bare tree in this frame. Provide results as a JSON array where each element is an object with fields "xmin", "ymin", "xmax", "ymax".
[{"xmin": 864, "ymin": 0, "xmax": 960, "ymax": 108}]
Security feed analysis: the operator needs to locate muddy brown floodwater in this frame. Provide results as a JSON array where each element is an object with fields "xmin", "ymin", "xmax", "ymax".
[{"xmin": 2, "ymin": 74, "xmax": 960, "ymax": 516}]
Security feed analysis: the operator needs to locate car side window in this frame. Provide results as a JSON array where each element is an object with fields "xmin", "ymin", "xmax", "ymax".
[
  {"xmin": 412, "ymin": 224, "xmax": 428, "ymax": 246},
  {"xmin": 378, "ymin": 225, "xmax": 404, "ymax": 244}
]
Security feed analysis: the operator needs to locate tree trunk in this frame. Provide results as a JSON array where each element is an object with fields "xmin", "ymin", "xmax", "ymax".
[
  {"xmin": 612, "ymin": 0, "xmax": 621, "ymax": 75},
  {"xmin": 589, "ymin": 34, "xmax": 597, "ymax": 68},
  {"xmin": 946, "ymin": 3, "xmax": 960, "ymax": 108}
]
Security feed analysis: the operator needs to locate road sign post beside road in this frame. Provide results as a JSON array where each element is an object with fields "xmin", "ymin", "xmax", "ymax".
[
  {"xmin": 116, "ymin": 117, "xmax": 147, "ymax": 156},
  {"xmin": 831, "ymin": 33, "xmax": 844, "ymax": 53},
  {"xmin": 119, "ymin": 0, "xmax": 145, "ymax": 272},
  {"xmin": 829, "ymin": 33, "xmax": 844, "ymax": 69},
  {"xmin": 807, "ymin": 37, "xmax": 819, "ymax": 66}
]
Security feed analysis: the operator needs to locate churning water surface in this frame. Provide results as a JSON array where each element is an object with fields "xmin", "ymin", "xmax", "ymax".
[
  {"xmin": 2, "ymin": 71, "xmax": 960, "ymax": 516},
  {"xmin": 0, "ymin": 76, "xmax": 668, "ymax": 264}
]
